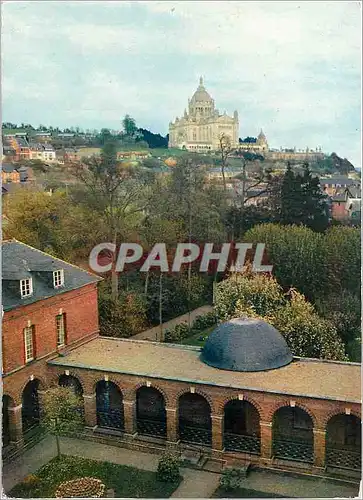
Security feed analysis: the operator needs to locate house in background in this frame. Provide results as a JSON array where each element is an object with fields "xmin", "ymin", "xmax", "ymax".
[{"xmin": 1, "ymin": 164, "xmax": 21, "ymax": 184}]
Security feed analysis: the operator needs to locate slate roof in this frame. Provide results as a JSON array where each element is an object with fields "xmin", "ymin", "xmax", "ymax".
[
  {"xmin": 319, "ymin": 177, "xmax": 358, "ymax": 186},
  {"xmin": 48, "ymin": 337, "xmax": 361, "ymax": 403},
  {"xmin": 201, "ymin": 318, "xmax": 293, "ymax": 372},
  {"xmin": 2, "ymin": 240, "xmax": 102, "ymax": 312},
  {"xmin": 2, "ymin": 163, "xmax": 17, "ymax": 173}
]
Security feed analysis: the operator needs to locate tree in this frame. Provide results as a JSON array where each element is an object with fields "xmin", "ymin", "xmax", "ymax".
[
  {"xmin": 243, "ymin": 224, "xmax": 327, "ymax": 302},
  {"xmin": 97, "ymin": 128, "xmax": 113, "ymax": 146},
  {"xmin": 3, "ymin": 188, "xmax": 107, "ymax": 264},
  {"xmin": 215, "ymin": 270, "xmax": 285, "ymax": 322},
  {"xmin": 215, "ymin": 272, "xmax": 347, "ymax": 361},
  {"xmin": 226, "ymin": 154, "xmax": 276, "ymax": 237},
  {"xmin": 280, "ymin": 163, "xmax": 304, "ymax": 224},
  {"xmin": 70, "ymin": 142, "xmax": 150, "ymax": 299},
  {"xmin": 122, "ymin": 114, "xmax": 138, "ymax": 137},
  {"xmin": 300, "ymin": 164, "xmax": 329, "ymax": 232},
  {"xmin": 315, "ymin": 291, "xmax": 361, "ymax": 348},
  {"xmin": 98, "ymin": 280, "xmax": 148, "ymax": 337},
  {"xmin": 42, "ymin": 386, "xmax": 84, "ymax": 459},
  {"xmin": 324, "ymin": 226, "xmax": 361, "ymax": 295},
  {"xmin": 138, "ymin": 128, "xmax": 168, "ymax": 148},
  {"xmin": 270, "ymin": 290, "xmax": 346, "ymax": 361},
  {"xmin": 280, "ymin": 163, "xmax": 329, "ymax": 231},
  {"xmin": 218, "ymin": 133, "xmax": 233, "ymax": 192}
]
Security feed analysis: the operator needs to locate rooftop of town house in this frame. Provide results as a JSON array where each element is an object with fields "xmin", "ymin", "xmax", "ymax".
[
  {"xmin": 319, "ymin": 177, "xmax": 359, "ymax": 186},
  {"xmin": 48, "ymin": 336, "xmax": 361, "ymax": 403},
  {"xmin": 2, "ymin": 240, "xmax": 102, "ymax": 312}
]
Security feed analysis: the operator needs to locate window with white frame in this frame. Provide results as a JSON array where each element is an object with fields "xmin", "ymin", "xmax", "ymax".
[
  {"xmin": 56, "ymin": 314, "xmax": 66, "ymax": 347},
  {"xmin": 53, "ymin": 269, "xmax": 64, "ymax": 288},
  {"xmin": 20, "ymin": 278, "xmax": 33, "ymax": 298},
  {"xmin": 24, "ymin": 326, "xmax": 34, "ymax": 362}
]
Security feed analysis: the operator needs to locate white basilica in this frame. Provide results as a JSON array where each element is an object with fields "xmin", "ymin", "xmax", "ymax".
[{"xmin": 168, "ymin": 77, "xmax": 239, "ymax": 152}]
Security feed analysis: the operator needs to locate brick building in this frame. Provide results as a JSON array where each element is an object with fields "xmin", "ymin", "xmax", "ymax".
[
  {"xmin": 2, "ymin": 242, "xmax": 361, "ymax": 479},
  {"xmin": 2, "ymin": 240, "xmax": 101, "ymax": 454}
]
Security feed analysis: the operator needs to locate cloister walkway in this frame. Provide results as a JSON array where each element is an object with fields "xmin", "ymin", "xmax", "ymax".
[{"xmin": 2, "ymin": 435, "xmax": 360, "ymax": 498}]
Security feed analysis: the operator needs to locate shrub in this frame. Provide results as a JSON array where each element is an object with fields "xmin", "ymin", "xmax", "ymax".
[
  {"xmin": 164, "ymin": 322, "xmax": 189, "ymax": 343},
  {"xmin": 192, "ymin": 312, "xmax": 217, "ymax": 331},
  {"xmin": 157, "ymin": 452, "xmax": 181, "ymax": 482},
  {"xmin": 219, "ymin": 468, "xmax": 245, "ymax": 491},
  {"xmin": 22, "ymin": 475, "xmax": 40, "ymax": 491}
]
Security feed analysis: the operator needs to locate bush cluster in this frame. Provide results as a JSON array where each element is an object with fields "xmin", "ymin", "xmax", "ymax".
[
  {"xmin": 219, "ymin": 468, "xmax": 246, "ymax": 491},
  {"xmin": 164, "ymin": 312, "xmax": 216, "ymax": 343},
  {"xmin": 157, "ymin": 453, "xmax": 181, "ymax": 482}
]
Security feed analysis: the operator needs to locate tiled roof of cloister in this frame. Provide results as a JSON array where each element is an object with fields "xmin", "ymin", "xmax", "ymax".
[{"xmin": 48, "ymin": 337, "xmax": 361, "ymax": 403}]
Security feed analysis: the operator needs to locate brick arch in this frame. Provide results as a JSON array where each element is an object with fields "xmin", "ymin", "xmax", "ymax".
[
  {"xmin": 2, "ymin": 393, "xmax": 17, "ymax": 407},
  {"xmin": 131, "ymin": 381, "xmax": 170, "ymax": 406},
  {"xmin": 93, "ymin": 377, "xmax": 125, "ymax": 397},
  {"xmin": 58, "ymin": 371, "xmax": 86, "ymax": 394},
  {"xmin": 175, "ymin": 387, "xmax": 215, "ymax": 414},
  {"xmin": 19, "ymin": 376, "xmax": 47, "ymax": 399},
  {"xmin": 322, "ymin": 409, "xmax": 362, "ymax": 429},
  {"xmin": 218, "ymin": 395, "xmax": 263, "ymax": 419},
  {"xmin": 267, "ymin": 399, "xmax": 318, "ymax": 428}
]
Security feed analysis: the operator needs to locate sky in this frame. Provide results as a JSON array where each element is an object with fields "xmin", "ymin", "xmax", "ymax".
[{"xmin": 2, "ymin": 1, "xmax": 362, "ymax": 167}]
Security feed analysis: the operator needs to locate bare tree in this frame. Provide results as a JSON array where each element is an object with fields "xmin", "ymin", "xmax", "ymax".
[
  {"xmin": 69, "ymin": 142, "xmax": 152, "ymax": 300},
  {"xmin": 218, "ymin": 133, "xmax": 234, "ymax": 193}
]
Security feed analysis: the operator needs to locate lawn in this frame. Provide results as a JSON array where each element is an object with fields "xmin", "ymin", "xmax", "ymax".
[
  {"xmin": 213, "ymin": 487, "xmax": 287, "ymax": 498},
  {"xmin": 180, "ymin": 326, "xmax": 215, "ymax": 347},
  {"xmin": 8, "ymin": 455, "xmax": 182, "ymax": 498}
]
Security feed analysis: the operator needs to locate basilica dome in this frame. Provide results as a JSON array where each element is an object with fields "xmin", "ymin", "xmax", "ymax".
[
  {"xmin": 201, "ymin": 318, "xmax": 293, "ymax": 372},
  {"xmin": 190, "ymin": 77, "xmax": 213, "ymax": 103}
]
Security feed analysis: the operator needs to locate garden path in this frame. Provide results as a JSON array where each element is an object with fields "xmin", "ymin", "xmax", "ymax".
[
  {"xmin": 131, "ymin": 304, "xmax": 213, "ymax": 341},
  {"xmin": 3, "ymin": 436, "xmax": 360, "ymax": 498}
]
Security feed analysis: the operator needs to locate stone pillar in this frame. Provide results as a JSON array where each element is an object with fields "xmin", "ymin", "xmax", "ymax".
[
  {"xmin": 313, "ymin": 428, "xmax": 326, "ymax": 469},
  {"xmin": 8, "ymin": 404, "xmax": 23, "ymax": 445},
  {"xmin": 260, "ymin": 421, "xmax": 273, "ymax": 460},
  {"xmin": 211, "ymin": 414, "xmax": 224, "ymax": 451},
  {"xmin": 83, "ymin": 394, "xmax": 97, "ymax": 428},
  {"xmin": 123, "ymin": 400, "xmax": 136, "ymax": 435},
  {"xmin": 166, "ymin": 407, "xmax": 178, "ymax": 443}
]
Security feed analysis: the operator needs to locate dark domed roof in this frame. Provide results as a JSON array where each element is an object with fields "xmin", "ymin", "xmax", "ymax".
[{"xmin": 201, "ymin": 318, "xmax": 293, "ymax": 372}]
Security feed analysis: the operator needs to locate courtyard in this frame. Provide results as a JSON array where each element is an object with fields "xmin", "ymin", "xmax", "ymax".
[{"xmin": 3, "ymin": 436, "xmax": 360, "ymax": 498}]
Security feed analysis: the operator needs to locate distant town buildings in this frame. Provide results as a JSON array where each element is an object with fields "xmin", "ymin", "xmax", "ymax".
[{"xmin": 168, "ymin": 77, "xmax": 239, "ymax": 152}]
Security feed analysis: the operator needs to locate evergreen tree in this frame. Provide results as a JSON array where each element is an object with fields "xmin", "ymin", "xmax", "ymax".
[
  {"xmin": 280, "ymin": 163, "xmax": 303, "ymax": 224},
  {"xmin": 301, "ymin": 163, "xmax": 329, "ymax": 232}
]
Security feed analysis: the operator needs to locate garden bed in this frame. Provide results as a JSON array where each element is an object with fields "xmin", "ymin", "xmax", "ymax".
[{"xmin": 8, "ymin": 455, "xmax": 182, "ymax": 498}]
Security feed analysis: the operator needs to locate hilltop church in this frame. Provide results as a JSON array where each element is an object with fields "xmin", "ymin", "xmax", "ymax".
[{"xmin": 168, "ymin": 77, "xmax": 239, "ymax": 152}]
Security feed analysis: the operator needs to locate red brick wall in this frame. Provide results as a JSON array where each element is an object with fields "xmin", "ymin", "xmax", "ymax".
[
  {"xmin": 2, "ymin": 283, "xmax": 99, "ymax": 375},
  {"xmin": 331, "ymin": 201, "xmax": 347, "ymax": 220}
]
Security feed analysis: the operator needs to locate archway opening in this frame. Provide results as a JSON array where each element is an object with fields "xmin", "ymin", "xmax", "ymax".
[
  {"xmin": 178, "ymin": 393, "xmax": 211, "ymax": 446},
  {"xmin": 136, "ymin": 386, "xmax": 166, "ymax": 438},
  {"xmin": 2, "ymin": 395, "xmax": 13, "ymax": 447},
  {"xmin": 272, "ymin": 406, "xmax": 313, "ymax": 463},
  {"xmin": 224, "ymin": 400, "xmax": 260, "ymax": 455},
  {"xmin": 326, "ymin": 414, "xmax": 361, "ymax": 471},
  {"xmin": 22, "ymin": 379, "xmax": 40, "ymax": 437},
  {"xmin": 96, "ymin": 381, "xmax": 124, "ymax": 431},
  {"xmin": 58, "ymin": 374, "xmax": 84, "ymax": 420}
]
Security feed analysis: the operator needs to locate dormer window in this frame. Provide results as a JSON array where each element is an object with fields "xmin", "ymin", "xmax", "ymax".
[
  {"xmin": 53, "ymin": 269, "xmax": 64, "ymax": 288},
  {"xmin": 20, "ymin": 278, "xmax": 33, "ymax": 298}
]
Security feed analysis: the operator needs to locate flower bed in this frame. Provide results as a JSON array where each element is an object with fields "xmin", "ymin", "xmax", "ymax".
[{"xmin": 55, "ymin": 477, "xmax": 105, "ymax": 498}]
